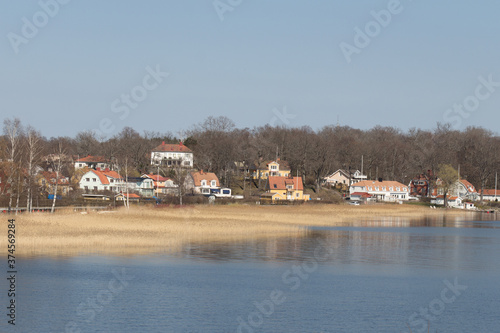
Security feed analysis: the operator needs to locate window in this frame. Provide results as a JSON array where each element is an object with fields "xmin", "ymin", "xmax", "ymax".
[
  {"xmin": 93, "ymin": 186, "xmax": 97, "ymax": 191},
  {"xmin": 110, "ymin": 179, "xmax": 114, "ymax": 183},
  {"xmin": 273, "ymin": 184, "xmax": 277, "ymax": 188},
  {"xmin": 271, "ymin": 165, "xmax": 277, "ymax": 170},
  {"xmin": 86, "ymin": 178, "xmax": 90, "ymax": 182},
  {"xmin": 211, "ymin": 180, "xmax": 217, "ymax": 187},
  {"xmin": 201, "ymin": 180, "xmax": 206, "ymax": 186},
  {"xmin": 84, "ymin": 186, "xmax": 88, "ymax": 190},
  {"xmin": 296, "ymin": 193, "xmax": 299, "ymax": 197},
  {"xmin": 93, "ymin": 178, "xmax": 97, "ymax": 182}
]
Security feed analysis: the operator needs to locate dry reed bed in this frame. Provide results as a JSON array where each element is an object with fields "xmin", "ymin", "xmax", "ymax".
[{"xmin": 1, "ymin": 204, "xmax": 474, "ymax": 257}]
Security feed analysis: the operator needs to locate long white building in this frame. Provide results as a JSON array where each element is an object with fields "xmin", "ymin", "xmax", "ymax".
[{"xmin": 350, "ymin": 180, "xmax": 409, "ymax": 202}]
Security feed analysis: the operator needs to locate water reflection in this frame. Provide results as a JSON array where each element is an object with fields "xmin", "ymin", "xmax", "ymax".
[{"xmin": 174, "ymin": 215, "xmax": 500, "ymax": 273}]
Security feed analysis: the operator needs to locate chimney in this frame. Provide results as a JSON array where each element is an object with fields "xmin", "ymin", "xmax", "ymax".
[
  {"xmin": 179, "ymin": 141, "xmax": 183, "ymax": 146},
  {"xmin": 162, "ymin": 141, "xmax": 165, "ymax": 145},
  {"xmin": 96, "ymin": 167, "xmax": 101, "ymax": 171},
  {"xmin": 105, "ymin": 168, "xmax": 110, "ymax": 172},
  {"xmin": 200, "ymin": 170, "xmax": 204, "ymax": 175},
  {"xmin": 378, "ymin": 177, "xmax": 383, "ymax": 182}
]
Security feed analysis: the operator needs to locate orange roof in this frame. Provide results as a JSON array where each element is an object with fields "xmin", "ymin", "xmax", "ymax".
[
  {"xmin": 121, "ymin": 193, "xmax": 140, "ymax": 198},
  {"xmin": 351, "ymin": 180, "xmax": 408, "ymax": 189},
  {"xmin": 143, "ymin": 174, "xmax": 170, "ymax": 182},
  {"xmin": 459, "ymin": 179, "xmax": 476, "ymax": 193},
  {"xmin": 351, "ymin": 192, "xmax": 373, "ymax": 198},
  {"xmin": 76, "ymin": 155, "xmax": 109, "ymax": 163},
  {"xmin": 88, "ymin": 169, "xmax": 122, "ymax": 185},
  {"xmin": 268, "ymin": 176, "xmax": 304, "ymax": 191},
  {"xmin": 190, "ymin": 171, "xmax": 219, "ymax": 187},
  {"xmin": 480, "ymin": 189, "xmax": 500, "ymax": 196},
  {"xmin": 152, "ymin": 142, "xmax": 192, "ymax": 153}
]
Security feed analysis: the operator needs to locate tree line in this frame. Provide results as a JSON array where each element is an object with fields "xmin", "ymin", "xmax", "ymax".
[{"xmin": 2, "ymin": 116, "xmax": 500, "ymax": 200}]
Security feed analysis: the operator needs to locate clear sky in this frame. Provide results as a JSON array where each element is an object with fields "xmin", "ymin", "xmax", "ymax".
[{"xmin": 2, "ymin": 0, "xmax": 500, "ymax": 138}]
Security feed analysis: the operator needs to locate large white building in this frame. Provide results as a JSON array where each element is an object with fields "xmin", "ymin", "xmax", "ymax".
[
  {"xmin": 350, "ymin": 180, "xmax": 409, "ymax": 202},
  {"xmin": 79, "ymin": 169, "xmax": 124, "ymax": 193},
  {"xmin": 150, "ymin": 142, "xmax": 193, "ymax": 168}
]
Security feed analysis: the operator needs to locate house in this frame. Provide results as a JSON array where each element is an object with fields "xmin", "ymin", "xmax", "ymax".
[
  {"xmin": 433, "ymin": 195, "xmax": 461, "ymax": 207},
  {"xmin": 75, "ymin": 155, "xmax": 112, "ymax": 170},
  {"xmin": 324, "ymin": 169, "xmax": 367, "ymax": 186},
  {"xmin": 115, "ymin": 193, "xmax": 141, "ymax": 202},
  {"xmin": 188, "ymin": 170, "xmax": 220, "ymax": 196},
  {"xmin": 479, "ymin": 189, "xmax": 500, "ymax": 201},
  {"xmin": 350, "ymin": 192, "xmax": 373, "ymax": 203},
  {"xmin": 79, "ymin": 168, "xmax": 124, "ymax": 193},
  {"xmin": 432, "ymin": 196, "xmax": 476, "ymax": 210},
  {"xmin": 250, "ymin": 159, "xmax": 291, "ymax": 180},
  {"xmin": 123, "ymin": 177, "xmax": 155, "ymax": 198},
  {"xmin": 150, "ymin": 141, "xmax": 193, "ymax": 168},
  {"xmin": 38, "ymin": 171, "xmax": 71, "ymax": 196},
  {"xmin": 349, "ymin": 180, "xmax": 409, "ymax": 202},
  {"xmin": 261, "ymin": 176, "xmax": 310, "ymax": 202},
  {"xmin": 409, "ymin": 170, "xmax": 438, "ymax": 197},
  {"xmin": 440, "ymin": 179, "xmax": 478, "ymax": 201},
  {"xmin": 141, "ymin": 174, "xmax": 178, "ymax": 196}
]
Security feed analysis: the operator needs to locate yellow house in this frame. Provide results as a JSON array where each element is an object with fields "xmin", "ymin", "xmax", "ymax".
[
  {"xmin": 261, "ymin": 176, "xmax": 310, "ymax": 202},
  {"xmin": 37, "ymin": 171, "xmax": 71, "ymax": 196},
  {"xmin": 251, "ymin": 159, "xmax": 291, "ymax": 180}
]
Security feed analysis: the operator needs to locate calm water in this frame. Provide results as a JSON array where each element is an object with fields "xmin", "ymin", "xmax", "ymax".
[{"xmin": 3, "ymin": 215, "xmax": 500, "ymax": 333}]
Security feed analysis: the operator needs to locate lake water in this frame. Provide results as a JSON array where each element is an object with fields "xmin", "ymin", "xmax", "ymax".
[{"xmin": 3, "ymin": 214, "xmax": 500, "ymax": 332}]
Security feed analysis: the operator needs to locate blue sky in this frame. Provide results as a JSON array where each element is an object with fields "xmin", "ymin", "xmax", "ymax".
[{"xmin": 2, "ymin": 0, "xmax": 500, "ymax": 138}]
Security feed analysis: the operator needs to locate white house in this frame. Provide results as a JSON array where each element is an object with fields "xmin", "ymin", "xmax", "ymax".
[
  {"xmin": 349, "ymin": 180, "xmax": 409, "ymax": 202},
  {"xmin": 324, "ymin": 169, "xmax": 367, "ymax": 186},
  {"xmin": 479, "ymin": 189, "xmax": 500, "ymax": 201},
  {"xmin": 150, "ymin": 142, "xmax": 193, "ymax": 168},
  {"xmin": 75, "ymin": 155, "xmax": 112, "ymax": 170},
  {"xmin": 141, "ymin": 174, "xmax": 178, "ymax": 196},
  {"xmin": 79, "ymin": 169, "xmax": 124, "ymax": 193},
  {"xmin": 440, "ymin": 179, "xmax": 478, "ymax": 201},
  {"xmin": 187, "ymin": 170, "xmax": 220, "ymax": 195},
  {"xmin": 124, "ymin": 177, "xmax": 155, "ymax": 198}
]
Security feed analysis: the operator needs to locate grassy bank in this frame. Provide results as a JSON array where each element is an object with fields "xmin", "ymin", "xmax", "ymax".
[{"xmin": 1, "ymin": 204, "xmax": 475, "ymax": 256}]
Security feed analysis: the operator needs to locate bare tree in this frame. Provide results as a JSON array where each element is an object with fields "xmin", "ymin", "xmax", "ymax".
[
  {"xmin": 3, "ymin": 118, "xmax": 23, "ymax": 212},
  {"xmin": 50, "ymin": 143, "xmax": 65, "ymax": 213},
  {"xmin": 25, "ymin": 126, "xmax": 42, "ymax": 213}
]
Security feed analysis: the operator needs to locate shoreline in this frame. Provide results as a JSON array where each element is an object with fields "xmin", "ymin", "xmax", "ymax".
[{"xmin": 1, "ymin": 204, "xmax": 480, "ymax": 257}]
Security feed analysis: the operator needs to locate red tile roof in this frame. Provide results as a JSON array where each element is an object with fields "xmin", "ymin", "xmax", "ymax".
[
  {"xmin": 152, "ymin": 142, "xmax": 192, "ymax": 153},
  {"xmin": 351, "ymin": 192, "xmax": 373, "ymax": 198},
  {"xmin": 76, "ymin": 155, "xmax": 109, "ymax": 163},
  {"xmin": 479, "ymin": 189, "xmax": 500, "ymax": 196},
  {"xmin": 143, "ymin": 174, "xmax": 170, "ymax": 182},
  {"xmin": 459, "ymin": 179, "xmax": 476, "ymax": 193},
  {"xmin": 89, "ymin": 169, "xmax": 122, "ymax": 185},
  {"xmin": 351, "ymin": 180, "xmax": 408, "ymax": 190},
  {"xmin": 268, "ymin": 176, "xmax": 304, "ymax": 191},
  {"xmin": 190, "ymin": 171, "xmax": 219, "ymax": 187}
]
